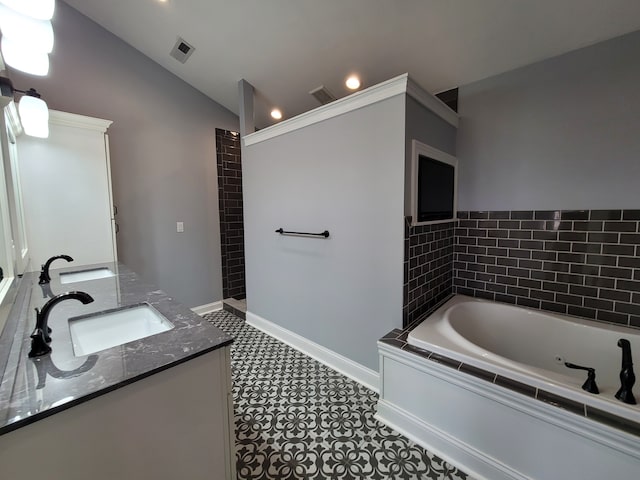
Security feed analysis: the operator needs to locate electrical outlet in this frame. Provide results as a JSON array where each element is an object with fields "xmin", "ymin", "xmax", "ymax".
[{"xmin": 177, "ymin": 222, "xmax": 184, "ymax": 233}]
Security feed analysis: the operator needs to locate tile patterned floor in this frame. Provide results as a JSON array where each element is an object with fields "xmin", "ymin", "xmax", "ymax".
[{"xmin": 204, "ymin": 310, "xmax": 471, "ymax": 480}]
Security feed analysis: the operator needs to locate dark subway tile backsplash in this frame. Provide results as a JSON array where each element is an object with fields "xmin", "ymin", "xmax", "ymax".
[
  {"xmin": 403, "ymin": 218, "xmax": 454, "ymax": 327},
  {"xmin": 453, "ymin": 210, "xmax": 640, "ymax": 328}
]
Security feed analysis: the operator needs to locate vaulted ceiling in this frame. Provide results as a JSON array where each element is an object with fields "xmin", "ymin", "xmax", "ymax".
[{"xmin": 64, "ymin": 0, "xmax": 640, "ymax": 128}]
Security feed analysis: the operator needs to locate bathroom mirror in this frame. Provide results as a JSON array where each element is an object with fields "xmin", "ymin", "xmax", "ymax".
[
  {"xmin": 0, "ymin": 136, "xmax": 15, "ymax": 334},
  {"xmin": 0, "ymin": 197, "xmax": 10, "ymax": 293},
  {"xmin": 0, "ymin": 102, "xmax": 30, "ymax": 335},
  {"xmin": 4, "ymin": 118, "xmax": 29, "ymax": 274}
]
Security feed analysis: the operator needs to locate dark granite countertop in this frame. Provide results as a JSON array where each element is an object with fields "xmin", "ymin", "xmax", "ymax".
[{"xmin": 0, "ymin": 262, "xmax": 233, "ymax": 435}]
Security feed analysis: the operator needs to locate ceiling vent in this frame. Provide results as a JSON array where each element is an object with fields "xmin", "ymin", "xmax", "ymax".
[
  {"xmin": 170, "ymin": 37, "xmax": 195, "ymax": 64},
  {"xmin": 309, "ymin": 85, "xmax": 336, "ymax": 105}
]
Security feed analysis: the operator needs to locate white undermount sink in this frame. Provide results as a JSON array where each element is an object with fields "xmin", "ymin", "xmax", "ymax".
[
  {"xmin": 60, "ymin": 267, "xmax": 115, "ymax": 284},
  {"xmin": 69, "ymin": 303, "xmax": 174, "ymax": 356}
]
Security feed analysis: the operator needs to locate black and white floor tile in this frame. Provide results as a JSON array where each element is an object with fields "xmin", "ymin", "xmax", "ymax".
[{"xmin": 204, "ymin": 310, "xmax": 472, "ymax": 480}]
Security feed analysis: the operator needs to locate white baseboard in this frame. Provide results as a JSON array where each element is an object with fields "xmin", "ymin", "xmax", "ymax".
[
  {"xmin": 191, "ymin": 301, "xmax": 223, "ymax": 315},
  {"xmin": 246, "ymin": 311, "xmax": 379, "ymax": 393},
  {"xmin": 375, "ymin": 400, "xmax": 524, "ymax": 480}
]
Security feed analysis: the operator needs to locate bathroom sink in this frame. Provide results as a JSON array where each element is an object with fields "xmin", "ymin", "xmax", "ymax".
[
  {"xmin": 60, "ymin": 267, "xmax": 115, "ymax": 284},
  {"xmin": 69, "ymin": 303, "xmax": 174, "ymax": 356}
]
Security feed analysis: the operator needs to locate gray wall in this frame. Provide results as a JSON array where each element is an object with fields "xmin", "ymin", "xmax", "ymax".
[
  {"xmin": 10, "ymin": 2, "xmax": 238, "ymax": 307},
  {"xmin": 457, "ymin": 30, "xmax": 640, "ymax": 211},
  {"xmin": 404, "ymin": 95, "xmax": 457, "ymax": 215},
  {"xmin": 243, "ymin": 96, "xmax": 406, "ymax": 370}
]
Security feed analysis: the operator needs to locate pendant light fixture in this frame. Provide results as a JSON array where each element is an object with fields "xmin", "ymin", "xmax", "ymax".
[
  {"xmin": 0, "ymin": 5, "xmax": 54, "ymax": 52},
  {"xmin": 0, "ymin": 0, "xmax": 55, "ymax": 21},
  {"xmin": 18, "ymin": 89, "xmax": 48, "ymax": 138},
  {"xmin": 1, "ymin": 37, "xmax": 50, "ymax": 76},
  {"xmin": 0, "ymin": 77, "xmax": 49, "ymax": 138},
  {"xmin": 0, "ymin": 0, "xmax": 55, "ymax": 76}
]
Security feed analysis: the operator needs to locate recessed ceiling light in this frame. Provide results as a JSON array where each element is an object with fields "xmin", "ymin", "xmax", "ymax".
[
  {"xmin": 345, "ymin": 75, "xmax": 361, "ymax": 90},
  {"xmin": 271, "ymin": 108, "xmax": 282, "ymax": 120}
]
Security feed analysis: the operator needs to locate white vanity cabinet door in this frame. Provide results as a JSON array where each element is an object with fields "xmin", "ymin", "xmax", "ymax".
[{"xmin": 17, "ymin": 110, "xmax": 116, "ymax": 270}]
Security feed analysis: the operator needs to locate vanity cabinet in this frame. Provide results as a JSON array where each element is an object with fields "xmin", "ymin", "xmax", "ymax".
[
  {"xmin": 0, "ymin": 346, "xmax": 236, "ymax": 480},
  {"xmin": 0, "ymin": 263, "xmax": 236, "ymax": 479},
  {"xmin": 16, "ymin": 110, "xmax": 117, "ymax": 269}
]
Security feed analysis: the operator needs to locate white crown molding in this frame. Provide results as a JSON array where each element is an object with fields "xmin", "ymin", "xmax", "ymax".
[
  {"xmin": 49, "ymin": 110, "xmax": 113, "ymax": 132},
  {"xmin": 244, "ymin": 73, "xmax": 410, "ymax": 147},
  {"xmin": 243, "ymin": 73, "xmax": 458, "ymax": 147},
  {"xmin": 406, "ymin": 76, "xmax": 459, "ymax": 127},
  {"xmin": 191, "ymin": 301, "xmax": 223, "ymax": 315},
  {"xmin": 246, "ymin": 311, "xmax": 379, "ymax": 392}
]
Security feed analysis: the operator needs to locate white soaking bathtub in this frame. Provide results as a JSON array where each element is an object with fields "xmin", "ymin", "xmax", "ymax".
[
  {"xmin": 408, "ymin": 295, "xmax": 640, "ymax": 422},
  {"xmin": 376, "ymin": 295, "xmax": 640, "ymax": 480}
]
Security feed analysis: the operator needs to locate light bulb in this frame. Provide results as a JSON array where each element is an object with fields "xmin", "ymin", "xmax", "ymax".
[
  {"xmin": 0, "ymin": 0, "xmax": 55, "ymax": 21},
  {"xmin": 271, "ymin": 109, "xmax": 282, "ymax": 120},
  {"xmin": 19, "ymin": 95, "xmax": 49, "ymax": 138},
  {"xmin": 0, "ymin": 5, "xmax": 54, "ymax": 53},
  {"xmin": 1, "ymin": 36, "xmax": 49, "ymax": 76},
  {"xmin": 345, "ymin": 75, "xmax": 361, "ymax": 90}
]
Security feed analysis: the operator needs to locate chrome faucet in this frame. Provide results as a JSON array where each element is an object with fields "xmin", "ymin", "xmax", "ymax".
[
  {"xmin": 39, "ymin": 254, "xmax": 74, "ymax": 284},
  {"xmin": 29, "ymin": 291, "xmax": 94, "ymax": 358},
  {"xmin": 615, "ymin": 338, "xmax": 636, "ymax": 405}
]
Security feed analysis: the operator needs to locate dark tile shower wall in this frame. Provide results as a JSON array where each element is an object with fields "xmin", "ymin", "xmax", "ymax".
[
  {"xmin": 454, "ymin": 210, "xmax": 640, "ymax": 328},
  {"xmin": 216, "ymin": 128, "xmax": 246, "ymax": 299},
  {"xmin": 403, "ymin": 218, "xmax": 455, "ymax": 327}
]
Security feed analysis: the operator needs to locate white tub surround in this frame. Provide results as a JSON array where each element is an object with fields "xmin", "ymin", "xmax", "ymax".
[{"xmin": 377, "ymin": 295, "xmax": 640, "ymax": 480}]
